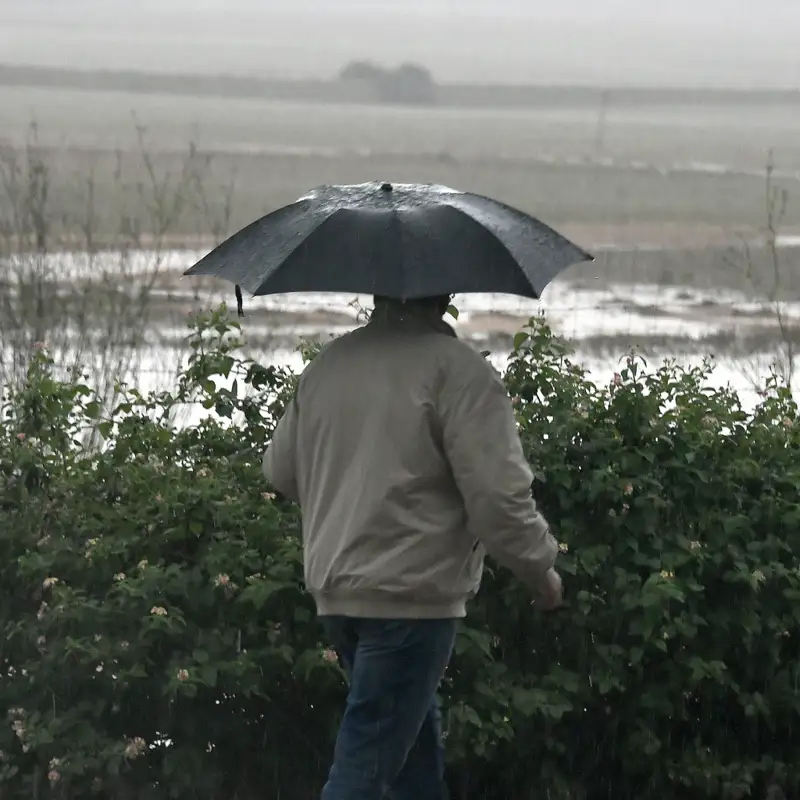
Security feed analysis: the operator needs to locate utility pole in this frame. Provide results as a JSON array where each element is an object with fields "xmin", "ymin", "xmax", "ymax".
[{"xmin": 594, "ymin": 89, "xmax": 609, "ymax": 156}]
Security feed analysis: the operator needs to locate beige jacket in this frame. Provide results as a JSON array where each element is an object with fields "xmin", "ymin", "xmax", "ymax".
[{"xmin": 262, "ymin": 308, "xmax": 559, "ymax": 619}]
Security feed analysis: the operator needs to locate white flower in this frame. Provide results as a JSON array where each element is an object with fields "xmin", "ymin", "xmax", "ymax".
[{"xmin": 124, "ymin": 737, "xmax": 148, "ymax": 759}]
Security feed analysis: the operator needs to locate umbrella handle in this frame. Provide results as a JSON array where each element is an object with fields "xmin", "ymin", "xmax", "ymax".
[{"xmin": 235, "ymin": 285, "xmax": 244, "ymax": 317}]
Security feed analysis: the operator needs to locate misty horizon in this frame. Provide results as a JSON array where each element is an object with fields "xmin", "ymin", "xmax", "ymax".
[{"xmin": 2, "ymin": 1, "xmax": 799, "ymax": 89}]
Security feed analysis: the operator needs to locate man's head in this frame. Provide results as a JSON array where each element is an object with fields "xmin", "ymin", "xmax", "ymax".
[{"xmin": 373, "ymin": 295, "xmax": 451, "ymax": 317}]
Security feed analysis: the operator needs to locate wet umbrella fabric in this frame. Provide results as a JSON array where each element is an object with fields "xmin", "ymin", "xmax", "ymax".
[{"xmin": 183, "ymin": 181, "xmax": 593, "ymax": 313}]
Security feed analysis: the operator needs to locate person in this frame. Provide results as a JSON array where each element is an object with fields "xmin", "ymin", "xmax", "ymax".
[{"xmin": 262, "ymin": 294, "xmax": 564, "ymax": 800}]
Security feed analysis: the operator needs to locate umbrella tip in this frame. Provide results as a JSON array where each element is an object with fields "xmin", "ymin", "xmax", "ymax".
[{"xmin": 380, "ymin": 182, "xmax": 393, "ymax": 193}]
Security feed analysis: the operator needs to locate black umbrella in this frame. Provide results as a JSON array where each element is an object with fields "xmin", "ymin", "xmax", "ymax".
[{"xmin": 184, "ymin": 181, "xmax": 593, "ymax": 314}]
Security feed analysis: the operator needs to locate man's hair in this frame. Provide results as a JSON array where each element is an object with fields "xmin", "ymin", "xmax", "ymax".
[{"xmin": 373, "ymin": 295, "xmax": 451, "ymax": 316}]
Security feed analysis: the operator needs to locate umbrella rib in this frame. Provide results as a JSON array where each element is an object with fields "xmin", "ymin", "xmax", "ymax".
[
  {"xmin": 443, "ymin": 203, "xmax": 540, "ymax": 298},
  {"xmin": 249, "ymin": 209, "xmax": 348, "ymax": 296},
  {"xmin": 459, "ymin": 192, "xmax": 593, "ymax": 259}
]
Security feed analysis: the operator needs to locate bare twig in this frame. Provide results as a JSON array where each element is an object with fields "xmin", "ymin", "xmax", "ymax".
[
  {"xmin": 727, "ymin": 152, "xmax": 797, "ymax": 394},
  {"xmin": 0, "ymin": 121, "xmax": 239, "ymax": 437}
]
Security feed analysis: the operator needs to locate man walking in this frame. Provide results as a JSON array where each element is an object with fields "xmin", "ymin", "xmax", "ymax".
[{"xmin": 262, "ymin": 295, "xmax": 563, "ymax": 800}]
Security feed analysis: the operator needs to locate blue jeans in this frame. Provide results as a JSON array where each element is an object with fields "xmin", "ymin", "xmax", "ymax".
[{"xmin": 319, "ymin": 616, "xmax": 457, "ymax": 800}]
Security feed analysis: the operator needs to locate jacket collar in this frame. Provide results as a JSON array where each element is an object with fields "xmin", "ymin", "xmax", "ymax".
[{"xmin": 368, "ymin": 301, "xmax": 457, "ymax": 338}]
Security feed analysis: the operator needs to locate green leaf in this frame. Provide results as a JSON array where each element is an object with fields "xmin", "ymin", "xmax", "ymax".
[
  {"xmin": 512, "ymin": 687, "xmax": 547, "ymax": 716},
  {"xmin": 462, "ymin": 704, "xmax": 483, "ymax": 728},
  {"xmin": 294, "ymin": 607, "xmax": 312, "ymax": 623},
  {"xmin": 446, "ymin": 304, "xmax": 459, "ymax": 320},
  {"xmin": 513, "ymin": 331, "xmax": 530, "ymax": 351},
  {"xmin": 456, "ymin": 626, "xmax": 494, "ymax": 658},
  {"xmin": 97, "ymin": 421, "xmax": 113, "ymax": 439},
  {"xmin": 200, "ymin": 664, "xmax": 218, "ymax": 687}
]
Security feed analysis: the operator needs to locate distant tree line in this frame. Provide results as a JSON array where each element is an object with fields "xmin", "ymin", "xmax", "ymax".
[
  {"xmin": 1, "ymin": 63, "xmax": 798, "ymax": 110},
  {"xmin": 337, "ymin": 60, "xmax": 437, "ymax": 105}
]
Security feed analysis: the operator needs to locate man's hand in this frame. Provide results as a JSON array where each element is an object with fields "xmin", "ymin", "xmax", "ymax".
[{"xmin": 532, "ymin": 568, "xmax": 563, "ymax": 611}]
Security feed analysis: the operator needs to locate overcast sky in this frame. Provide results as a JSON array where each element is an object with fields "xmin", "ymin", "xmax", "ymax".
[{"xmin": 2, "ymin": 0, "xmax": 799, "ymax": 88}]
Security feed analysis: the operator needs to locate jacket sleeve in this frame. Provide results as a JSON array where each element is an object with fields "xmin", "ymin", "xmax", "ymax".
[
  {"xmin": 262, "ymin": 395, "xmax": 300, "ymax": 502},
  {"xmin": 439, "ymin": 355, "xmax": 558, "ymax": 592}
]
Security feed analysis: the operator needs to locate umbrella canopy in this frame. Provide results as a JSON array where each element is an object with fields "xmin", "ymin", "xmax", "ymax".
[{"xmin": 184, "ymin": 181, "xmax": 593, "ymax": 309}]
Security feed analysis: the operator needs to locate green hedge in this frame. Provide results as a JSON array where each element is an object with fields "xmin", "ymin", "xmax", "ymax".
[{"xmin": 1, "ymin": 310, "xmax": 799, "ymax": 800}]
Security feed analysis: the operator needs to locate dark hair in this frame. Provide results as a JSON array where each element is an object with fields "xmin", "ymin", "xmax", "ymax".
[{"xmin": 373, "ymin": 295, "xmax": 451, "ymax": 316}]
